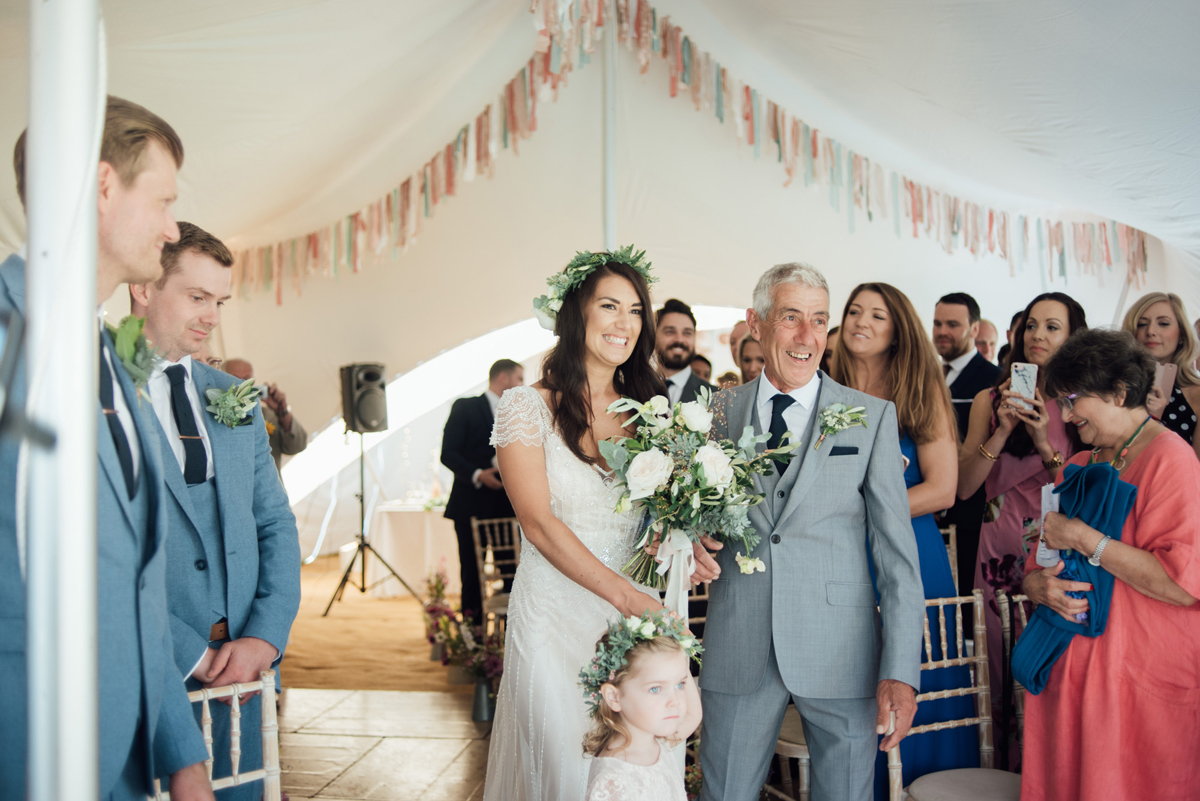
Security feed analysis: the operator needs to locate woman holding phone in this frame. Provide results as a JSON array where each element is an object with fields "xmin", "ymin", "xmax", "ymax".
[
  {"xmin": 957, "ymin": 292, "xmax": 1087, "ymax": 726},
  {"xmin": 1121, "ymin": 292, "xmax": 1200, "ymax": 460}
]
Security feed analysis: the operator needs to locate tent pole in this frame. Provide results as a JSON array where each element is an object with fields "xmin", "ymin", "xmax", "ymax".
[
  {"xmin": 602, "ymin": 2, "xmax": 617, "ymax": 250},
  {"xmin": 25, "ymin": 1, "xmax": 102, "ymax": 799}
]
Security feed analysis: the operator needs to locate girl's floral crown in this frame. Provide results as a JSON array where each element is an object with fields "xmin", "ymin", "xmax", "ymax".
[
  {"xmin": 532, "ymin": 245, "xmax": 657, "ymax": 331},
  {"xmin": 578, "ymin": 611, "xmax": 702, "ymax": 717}
]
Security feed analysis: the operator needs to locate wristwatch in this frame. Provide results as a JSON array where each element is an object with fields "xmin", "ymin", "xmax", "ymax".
[
  {"xmin": 1042, "ymin": 450, "xmax": 1064, "ymax": 470},
  {"xmin": 1088, "ymin": 535, "xmax": 1112, "ymax": 567}
]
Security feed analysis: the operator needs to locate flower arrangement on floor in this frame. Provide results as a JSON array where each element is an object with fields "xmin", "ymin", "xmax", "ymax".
[
  {"xmin": 598, "ymin": 387, "xmax": 797, "ymax": 615},
  {"xmin": 684, "ymin": 762, "xmax": 703, "ymax": 800},
  {"xmin": 441, "ymin": 617, "xmax": 504, "ymax": 683},
  {"xmin": 423, "ymin": 566, "xmax": 456, "ymax": 660}
]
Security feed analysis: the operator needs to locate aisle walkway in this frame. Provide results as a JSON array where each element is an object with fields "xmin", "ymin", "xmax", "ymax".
[{"xmin": 281, "ymin": 688, "xmax": 490, "ymax": 801}]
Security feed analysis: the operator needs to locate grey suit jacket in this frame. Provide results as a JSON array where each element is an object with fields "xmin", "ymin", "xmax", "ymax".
[
  {"xmin": 157, "ymin": 362, "xmax": 301, "ymax": 675},
  {"xmin": 699, "ymin": 372, "xmax": 924, "ymax": 699},
  {"xmin": 678, "ymin": 370, "xmax": 717, "ymax": 405}
]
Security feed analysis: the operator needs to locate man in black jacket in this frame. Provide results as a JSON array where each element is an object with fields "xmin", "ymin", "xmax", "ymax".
[
  {"xmin": 441, "ymin": 359, "xmax": 523, "ymax": 622},
  {"xmin": 656, "ymin": 298, "xmax": 715, "ymax": 405},
  {"xmin": 933, "ymin": 293, "xmax": 1001, "ymax": 595}
]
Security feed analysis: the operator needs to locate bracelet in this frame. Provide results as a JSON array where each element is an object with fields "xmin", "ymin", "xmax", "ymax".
[
  {"xmin": 1042, "ymin": 450, "xmax": 1064, "ymax": 470},
  {"xmin": 978, "ymin": 443, "xmax": 999, "ymax": 462}
]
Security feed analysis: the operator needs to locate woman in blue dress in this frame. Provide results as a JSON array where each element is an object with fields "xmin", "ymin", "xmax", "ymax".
[{"xmin": 832, "ymin": 283, "xmax": 979, "ymax": 798}]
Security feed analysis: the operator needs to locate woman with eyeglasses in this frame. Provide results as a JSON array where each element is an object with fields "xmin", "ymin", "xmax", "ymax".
[
  {"xmin": 956, "ymin": 292, "xmax": 1087, "ymax": 731},
  {"xmin": 1121, "ymin": 292, "xmax": 1200, "ymax": 460},
  {"xmin": 1020, "ymin": 329, "xmax": 1200, "ymax": 801}
]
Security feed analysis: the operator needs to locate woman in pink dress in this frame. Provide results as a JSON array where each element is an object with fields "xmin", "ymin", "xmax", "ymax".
[
  {"xmin": 957, "ymin": 293, "xmax": 1087, "ymax": 724},
  {"xmin": 1022, "ymin": 329, "xmax": 1200, "ymax": 801}
]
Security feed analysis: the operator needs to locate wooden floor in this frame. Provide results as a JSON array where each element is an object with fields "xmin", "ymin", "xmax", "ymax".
[
  {"xmin": 281, "ymin": 689, "xmax": 490, "ymax": 801},
  {"xmin": 283, "ymin": 555, "xmax": 469, "ymax": 694}
]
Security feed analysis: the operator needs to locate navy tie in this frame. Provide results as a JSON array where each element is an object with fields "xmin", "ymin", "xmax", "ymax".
[
  {"xmin": 99, "ymin": 346, "xmax": 137, "ymax": 499},
  {"xmin": 165, "ymin": 365, "xmax": 207, "ymax": 485},
  {"xmin": 768, "ymin": 394, "xmax": 796, "ymax": 474}
]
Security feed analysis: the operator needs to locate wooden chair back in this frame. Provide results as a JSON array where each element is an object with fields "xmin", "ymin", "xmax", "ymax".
[
  {"xmin": 886, "ymin": 589, "xmax": 993, "ymax": 800},
  {"xmin": 150, "ymin": 670, "xmax": 281, "ymax": 800},
  {"xmin": 939, "ymin": 525, "xmax": 958, "ymax": 588},
  {"xmin": 470, "ymin": 516, "xmax": 522, "ymax": 627},
  {"xmin": 994, "ymin": 589, "xmax": 1032, "ymax": 744}
]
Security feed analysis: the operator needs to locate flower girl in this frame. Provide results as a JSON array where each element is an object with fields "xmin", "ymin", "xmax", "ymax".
[{"xmin": 580, "ymin": 613, "xmax": 703, "ymax": 801}]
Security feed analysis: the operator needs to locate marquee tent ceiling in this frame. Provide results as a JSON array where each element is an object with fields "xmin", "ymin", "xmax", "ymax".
[{"xmin": 0, "ymin": 0, "xmax": 1196, "ymax": 436}]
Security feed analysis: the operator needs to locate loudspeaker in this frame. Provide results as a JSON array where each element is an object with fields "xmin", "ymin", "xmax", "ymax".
[{"xmin": 340, "ymin": 363, "xmax": 388, "ymax": 433}]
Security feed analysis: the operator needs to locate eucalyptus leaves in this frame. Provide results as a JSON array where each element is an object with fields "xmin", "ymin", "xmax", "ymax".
[
  {"xmin": 105, "ymin": 315, "xmax": 161, "ymax": 396},
  {"xmin": 814, "ymin": 403, "xmax": 868, "ymax": 449},
  {"xmin": 205, "ymin": 379, "xmax": 261, "ymax": 428},
  {"xmin": 531, "ymin": 245, "xmax": 657, "ymax": 331}
]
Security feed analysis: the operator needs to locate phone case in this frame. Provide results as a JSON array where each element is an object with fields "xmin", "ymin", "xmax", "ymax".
[{"xmin": 1010, "ymin": 362, "xmax": 1038, "ymax": 411}]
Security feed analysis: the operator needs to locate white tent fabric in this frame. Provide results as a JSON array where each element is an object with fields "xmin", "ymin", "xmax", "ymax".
[{"xmin": 1, "ymin": 1, "xmax": 1196, "ymax": 534}]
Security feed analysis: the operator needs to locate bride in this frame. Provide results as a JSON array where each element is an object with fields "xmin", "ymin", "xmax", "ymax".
[{"xmin": 483, "ymin": 248, "xmax": 706, "ymax": 801}]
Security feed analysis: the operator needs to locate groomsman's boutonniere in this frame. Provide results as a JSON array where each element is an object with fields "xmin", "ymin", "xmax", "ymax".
[
  {"xmin": 814, "ymin": 404, "xmax": 868, "ymax": 450},
  {"xmin": 105, "ymin": 315, "xmax": 162, "ymax": 398},
  {"xmin": 205, "ymin": 379, "xmax": 261, "ymax": 428}
]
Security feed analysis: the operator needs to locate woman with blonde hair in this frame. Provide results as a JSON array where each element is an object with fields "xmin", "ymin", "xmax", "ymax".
[
  {"xmin": 1121, "ymin": 291, "xmax": 1200, "ymax": 459},
  {"xmin": 833, "ymin": 282, "xmax": 977, "ymax": 797}
]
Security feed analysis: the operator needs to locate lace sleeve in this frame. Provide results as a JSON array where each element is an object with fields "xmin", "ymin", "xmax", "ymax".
[{"xmin": 491, "ymin": 386, "xmax": 546, "ymax": 448}]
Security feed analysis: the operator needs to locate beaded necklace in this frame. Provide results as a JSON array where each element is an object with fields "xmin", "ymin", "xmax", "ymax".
[{"xmin": 1088, "ymin": 414, "xmax": 1152, "ymax": 471}]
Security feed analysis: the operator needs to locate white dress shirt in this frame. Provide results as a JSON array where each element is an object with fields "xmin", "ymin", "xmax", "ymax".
[
  {"xmin": 665, "ymin": 365, "xmax": 693, "ymax": 407},
  {"xmin": 755, "ymin": 371, "xmax": 822, "ymax": 444},
  {"xmin": 942, "ymin": 347, "xmax": 978, "ymax": 388},
  {"xmin": 100, "ymin": 318, "xmax": 141, "ymax": 481},
  {"xmin": 147, "ymin": 355, "xmax": 215, "ymax": 481}
]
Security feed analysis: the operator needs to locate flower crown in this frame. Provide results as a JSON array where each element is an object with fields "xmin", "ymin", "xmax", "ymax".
[
  {"xmin": 578, "ymin": 611, "xmax": 702, "ymax": 717},
  {"xmin": 532, "ymin": 245, "xmax": 657, "ymax": 332}
]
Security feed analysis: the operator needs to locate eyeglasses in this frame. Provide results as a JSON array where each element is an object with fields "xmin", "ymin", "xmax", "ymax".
[{"xmin": 1060, "ymin": 393, "xmax": 1081, "ymax": 411}]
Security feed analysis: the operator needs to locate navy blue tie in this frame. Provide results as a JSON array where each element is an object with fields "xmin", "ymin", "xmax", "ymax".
[
  {"xmin": 768, "ymin": 394, "xmax": 795, "ymax": 474},
  {"xmin": 99, "ymin": 346, "xmax": 137, "ymax": 499},
  {"xmin": 165, "ymin": 365, "xmax": 207, "ymax": 485}
]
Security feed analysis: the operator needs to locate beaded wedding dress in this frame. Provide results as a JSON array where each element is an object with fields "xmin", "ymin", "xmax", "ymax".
[{"xmin": 482, "ymin": 386, "xmax": 655, "ymax": 801}]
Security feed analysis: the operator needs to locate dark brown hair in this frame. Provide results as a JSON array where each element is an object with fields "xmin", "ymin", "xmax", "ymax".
[
  {"xmin": 833, "ymin": 283, "xmax": 956, "ymax": 445},
  {"xmin": 1044, "ymin": 329, "xmax": 1155, "ymax": 410},
  {"xmin": 14, "ymin": 95, "xmax": 184, "ymax": 208},
  {"xmin": 995, "ymin": 292, "xmax": 1088, "ymax": 457},
  {"xmin": 158, "ymin": 222, "xmax": 233, "ymax": 287},
  {"xmin": 541, "ymin": 261, "xmax": 666, "ymax": 465}
]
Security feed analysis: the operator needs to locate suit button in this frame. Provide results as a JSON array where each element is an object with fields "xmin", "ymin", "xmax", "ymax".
[
  {"xmin": 195, "ymin": 559, "xmax": 207, "ymax": 571},
  {"xmin": 771, "ymin": 534, "xmax": 781, "ymax": 544},
  {"xmin": 777, "ymin": 491, "xmax": 785, "ymax": 498}
]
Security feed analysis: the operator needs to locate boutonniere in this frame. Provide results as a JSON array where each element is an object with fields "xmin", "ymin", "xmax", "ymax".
[
  {"xmin": 205, "ymin": 379, "xmax": 261, "ymax": 429},
  {"xmin": 264, "ymin": 419, "xmax": 277, "ymax": 436},
  {"xmin": 814, "ymin": 403, "xmax": 868, "ymax": 450},
  {"xmin": 105, "ymin": 315, "xmax": 162, "ymax": 399}
]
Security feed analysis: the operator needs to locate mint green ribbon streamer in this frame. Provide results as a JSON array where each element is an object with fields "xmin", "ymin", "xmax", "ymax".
[
  {"xmin": 681, "ymin": 37, "xmax": 691, "ymax": 85},
  {"xmin": 715, "ymin": 62, "xmax": 724, "ymax": 122},
  {"xmin": 847, "ymin": 150, "xmax": 855, "ymax": 233}
]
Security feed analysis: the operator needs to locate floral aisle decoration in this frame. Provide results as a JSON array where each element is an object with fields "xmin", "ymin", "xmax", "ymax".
[
  {"xmin": 423, "ymin": 565, "xmax": 456, "ymax": 661},
  {"xmin": 598, "ymin": 387, "xmax": 798, "ymax": 616},
  {"xmin": 684, "ymin": 762, "xmax": 703, "ymax": 800}
]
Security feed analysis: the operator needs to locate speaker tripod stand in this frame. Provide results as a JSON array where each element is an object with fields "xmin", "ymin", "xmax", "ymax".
[{"xmin": 323, "ymin": 432, "xmax": 421, "ymax": 615}]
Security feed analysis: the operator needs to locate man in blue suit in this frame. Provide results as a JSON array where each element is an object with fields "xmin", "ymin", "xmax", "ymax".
[
  {"xmin": 130, "ymin": 222, "xmax": 301, "ymax": 800},
  {"xmin": 2, "ymin": 98, "xmax": 214, "ymax": 800}
]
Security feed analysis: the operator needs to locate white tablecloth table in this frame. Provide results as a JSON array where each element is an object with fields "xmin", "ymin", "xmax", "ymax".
[{"xmin": 339, "ymin": 502, "xmax": 461, "ymax": 599}]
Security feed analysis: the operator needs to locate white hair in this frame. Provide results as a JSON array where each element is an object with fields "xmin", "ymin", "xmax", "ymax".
[{"xmin": 751, "ymin": 262, "xmax": 829, "ymax": 319}]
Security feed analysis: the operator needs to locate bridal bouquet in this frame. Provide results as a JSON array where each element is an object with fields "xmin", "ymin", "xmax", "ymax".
[{"xmin": 599, "ymin": 387, "xmax": 797, "ymax": 615}]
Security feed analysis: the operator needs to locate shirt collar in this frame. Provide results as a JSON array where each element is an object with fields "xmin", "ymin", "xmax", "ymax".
[
  {"xmin": 666, "ymin": 365, "xmax": 692, "ymax": 387},
  {"xmin": 485, "ymin": 389, "xmax": 501, "ymax": 407},
  {"xmin": 153, "ymin": 353, "xmax": 194, "ymax": 381},
  {"xmin": 945, "ymin": 347, "xmax": 977, "ymax": 372},
  {"xmin": 756, "ymin": 370, "xmax": 821, "ymax": 412}
]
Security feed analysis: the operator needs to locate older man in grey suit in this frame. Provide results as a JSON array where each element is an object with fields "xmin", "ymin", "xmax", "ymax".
[
  {"xmin": 698, "ymin": 263, "xmax": 924, "ymax": 801},
  {"xmin": 131, "ymin": 222, "xmax": 301, "ymax": 800}
]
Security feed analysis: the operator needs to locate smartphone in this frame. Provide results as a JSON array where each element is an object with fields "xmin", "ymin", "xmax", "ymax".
[
  {"xmin": 254, "ymin": 383, "xmax": 271, "ymax": 399},
  {"xmin": 1010, "ymin": 362, "xmax": 1038, "ymax": 411},
  {"xmin": 1155, "ymin": 363, "xmax": 1178, "ymax": 401}
]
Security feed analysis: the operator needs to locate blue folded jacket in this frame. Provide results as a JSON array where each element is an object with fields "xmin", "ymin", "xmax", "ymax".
[{"xmin": 1010, "ymin": 462, "xmax": 1138, "ymax": 694}]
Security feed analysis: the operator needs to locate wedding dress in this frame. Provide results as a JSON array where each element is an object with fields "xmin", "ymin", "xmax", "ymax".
[{"xmin": 482, "ymin": 386, "xmax": 655, "ymax": 801}]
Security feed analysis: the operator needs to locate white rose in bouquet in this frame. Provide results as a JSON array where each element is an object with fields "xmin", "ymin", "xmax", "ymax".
[
  {"xmin": 678, "ymin": 401, "xmax": 714, "ymax": 433},
  {"xmin": 645, "ymin": 395, "xmax": 672, "ymax": 434},
  {"xmin": 626, "ymin": 447, "xmax": 675, "ymax": 501},
  {"xmin": 694, "ymin": 442, "xmax": 735, "ymax": 491}
]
